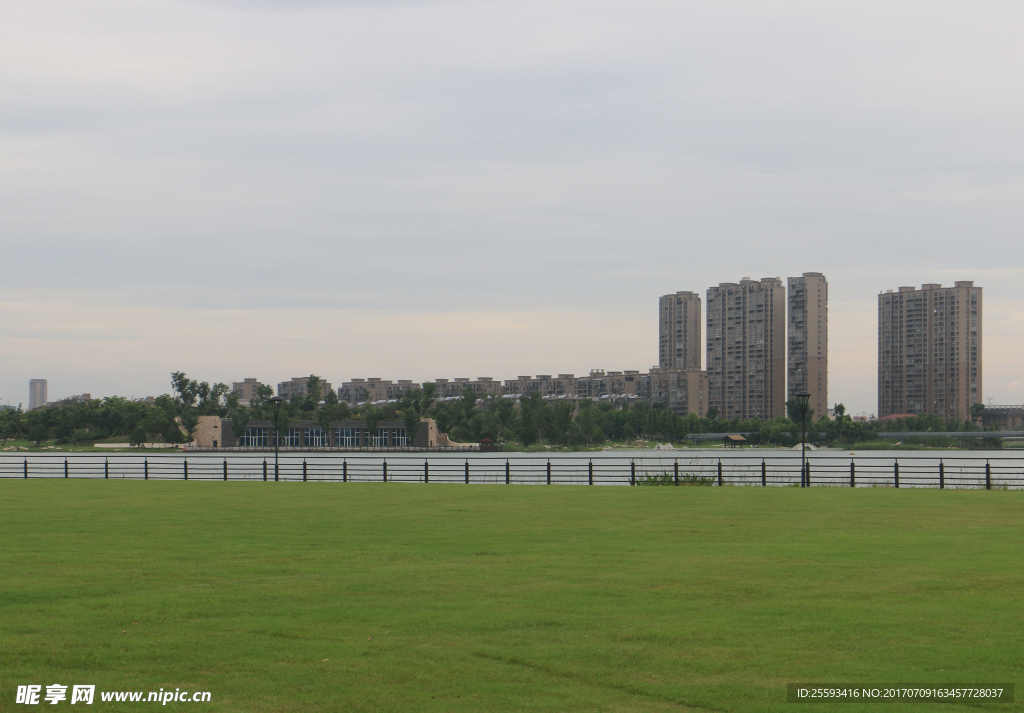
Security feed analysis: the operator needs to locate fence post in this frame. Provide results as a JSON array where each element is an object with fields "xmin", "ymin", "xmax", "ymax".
[
  {"xmin": 630, "ymin": 460, "xmax": 635, "ymax": 486},
  {"xmin": 184, "ymin": 459, "xmax": 188, "ymax": 480},
  {"xmin": 717, "ymin": 459, "xmax": 723, "ymax": 487},
  {"xmin": 65, "ymin": 458, "xmax": 68, "ymax": 479},
  {"xmin": 850, "ymin": 460, "xmax": 855, "ymax": 488},
  {"xmin": 343, "ymin": 459, "xmax": 347, "ymax": 483},
  {"xmin": 939, "ymin": 460, "xmax": 944, "ymax": 490},
  {"xmin": 761, "ymin": 459, "xmax": 766, "ymax": 487},
  {"xmin": 303, "ymin": 459, "xmax": 307, "ymax": 482},
  {"xmin": 894, "ymin": 459, "xmax": 899, "ymax": 489},
  {"xmin": 546, "ymin": 459, "xmax": 551, "ymax": 485},
  {"xmin": 506, "ymin": 459, "xmax": 510, "ymax": 485},
  {"xmin": 806, "ymin": 461, "xmax": 811, "ymax": 488},
  {"xmin": 263, "ymin": 459, "xmax": 267, "ymax": 481},
  {"xmin": 383, "ymin": 459, "xmax": 388, "ymax": 483},
  {"xmin": 24, "ymin": 458, "xmax": 28, "ymax": 479},
  {"xmin": 424, "ymin": 459, "xmax": 429, "ymax": 484},
  {"xmin": 465, "ymin": 459, "xmax": 470, "ymax": 484},
  {"xmin": 223, "ymin": 459, "xmax": 227, "ymax": 481},
  {"xmin": 986, "ymin": 460, "xmax": 991, "ymax": 490},
  {"xmin": 674, "ymin": 459, "xmax": 679, "ymax": 486},
  {"xmin": 590, "ymin": 459, "xmax": 594, "ymax": 486},
  {"xmin": 145, "ymin": 458, "xmax": 149, "ymax": 481},
  {"xmin": 104, "ymin": 458, "xmax": 108, "ymax": 480}
]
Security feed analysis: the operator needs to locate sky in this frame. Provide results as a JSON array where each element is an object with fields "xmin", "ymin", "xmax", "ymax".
[{"xmin": 2, "ymin": 0, "xmax": 1023, "ymax": 416}]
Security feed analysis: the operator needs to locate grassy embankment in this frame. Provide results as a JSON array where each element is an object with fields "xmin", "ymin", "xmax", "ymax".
[{"xmin": 1, "ymin": 482, "xmax": 1021, "ymax": 712}]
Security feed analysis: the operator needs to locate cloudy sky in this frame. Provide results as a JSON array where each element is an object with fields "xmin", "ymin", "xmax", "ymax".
[{"xmin": 2, "ymin": 0, "xmax": 1023, "ymax": 415}]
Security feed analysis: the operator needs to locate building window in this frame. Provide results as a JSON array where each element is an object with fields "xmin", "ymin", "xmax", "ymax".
[
  {"xmin": 374, "ymin": 428, "xmax": 389, "ymax": 447},
  {"xmin": 284, "ymin": 428, "xmax": 303, "ymax": 447},
  {"xmin": 241, "ymin": 427, "xmax": 267, "ymax": 447},
  {"xmin": 335, "ymin": 428, "xmax": 360, "ymax": 447},
  {"xmin": 304, "ymin": 428, "xmax": 327, "ymax": 447}
]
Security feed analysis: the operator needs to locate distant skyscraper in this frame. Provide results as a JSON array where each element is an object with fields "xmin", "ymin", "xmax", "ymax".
[
  {"xmin": 29, "ymin": 379, "xmax": 47, "ymax": 410},
  {"xmin": 658, "ymin": 291, "xmax": 702, "ymax": 369},
  {"xmin": 878, "ymin": 281, "xmax": 981, "ymax": 420},
  {"xmin": 706, "ymin": 278, "xmax": 786, "ymax": 421},
  {"xmin": 788, "ymin": 272, "xmax": 828, "ymax": 420}
]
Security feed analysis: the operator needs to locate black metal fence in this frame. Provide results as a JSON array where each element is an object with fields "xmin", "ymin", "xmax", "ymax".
[{"xmin": 1, "ymin": 453, "xmax": 1023, "ymax": 489}]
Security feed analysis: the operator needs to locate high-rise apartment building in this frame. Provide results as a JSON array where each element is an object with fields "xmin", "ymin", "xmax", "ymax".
[
  {"xmin": 788, "ymin": 273, "xmax": 828, "ymax": 420},
  {"xmin": 658, "ymin": 291, "xmax": 702, "ymax": 369},
  {"xmin": 878, "ymin": 281, "xmax": 981, "ymax": 420},
  {"xmin": 706, "ymin": 278, "xmax": 786, "ymax": 421},
  {"xmin": 29, "ymin": 379, "xmax": 47, "ymax": 410}
]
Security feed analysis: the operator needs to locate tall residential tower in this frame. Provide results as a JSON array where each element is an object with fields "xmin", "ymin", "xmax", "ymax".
[
  {"xmin": 658, "ymin": 291, "xmax": 702, "ymax": 369},
  {"xmin": 878, "ymin": 281, "xmax": 981, "ymax": 420},
  {"xmin": 29, "ymin": 379, "xmax": 47, "ymax": 410},
  {"xmin": 787, "ymin": 273, "xmax": 828, "ymax": 420},
  {"xmin": 706, "ymin": 277, "xmax": 786, "ymax": 421}
]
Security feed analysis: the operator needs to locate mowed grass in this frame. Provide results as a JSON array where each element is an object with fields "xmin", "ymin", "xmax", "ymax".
[{"xmin": 1, "ymin": 482, "xmax": 1022, "ymax": 712}]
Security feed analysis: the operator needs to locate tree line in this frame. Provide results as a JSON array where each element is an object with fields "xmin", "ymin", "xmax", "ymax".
[{"xmin": 0, "ymin": 372, "xmax": 993, "ymax": 449}]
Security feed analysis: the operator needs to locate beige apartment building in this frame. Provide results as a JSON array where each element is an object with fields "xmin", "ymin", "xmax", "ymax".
[
  {"xmin": 502, "ymin": 375, "xmax": 577, "ymax": 397},
  {"xmin": 658, "ymin": 291, "xmax": 702, "ymax": 370},
  {"xmin": 706, "ymin": 277, "xmax": 786, "ymax": 421},
  {"xmin": 277, "ymin": 377, "xmax": 333, "ymax": 401},
  {"xmin": 642, "ymin": 367, "xmax": 708, "ymax": 417},
  {"xmin": 433, "ymin": 378, "xmax": 505, "ymax": 398},
  {"xmin": 787, "ymin": 273, "xmax": 828, "ymax": 420},
  {"xmin": 339, "ymin": 378, "xmax": 421, "ymax": 404},
  {"xmin": 231, "ymin": 378, "xmax": 264, "ymax": 406},
  {"xmin": 575, "ymin": 370, "xmax": 641, "ymax": 399},
  {"xmin": 878, "ymin": 281, "xmax": 981, "ymax": 420}
]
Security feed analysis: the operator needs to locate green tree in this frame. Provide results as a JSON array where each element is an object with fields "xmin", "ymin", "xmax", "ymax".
[
  {"xmin": 179, "ymin": 409, "xmax": 200, "ymax": 444},
  {"xmin": 315, "ymin": 403, "xmax": 335, "ymax": 445},
  {"xmin": 129, "ymin": 426, "xmax": 147, "ymax": 448},
  {"xmin": 970, "ymin": 403, "xmax": 985, "ymax": 423},
  {"xmin": 705, "ymin": 405, "xmax": 719, "ymax": 420},
  {"xmin": 363, "ymin": 406, "xmax": 382, "ymax": 446},
  {"xmin": 28, "ymin": 422, "xmax": 48, "ymax": 446},
  {"xmin": 402, "ymin": 406, "xmax": 421, "ymax": 446},
  {"xmin": 231, "ymin": 406, "xmax": 251, "ymax": 446},
  {"xmin": 171, "ymin": 372, "xmax": 199, "ymax": 408},
  {"xmin": 306, "ymin": 375, "xmax": 324, "ymax": 411},
  {"xmin": 420, "ymin": 382, "xmax": 437, "ymax": 415},
  {"xmin": 140, "ymin": 407, "xmax": 170, "ymax": 440}
]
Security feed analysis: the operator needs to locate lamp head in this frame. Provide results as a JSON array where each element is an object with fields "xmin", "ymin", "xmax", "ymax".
[
  {"xmin": 269, "ymin": 396, "xmax": 284, "ymax": 404},
  {"xmin": 795, "ymin": 390, "xmax": 811, "ymax": 408}
]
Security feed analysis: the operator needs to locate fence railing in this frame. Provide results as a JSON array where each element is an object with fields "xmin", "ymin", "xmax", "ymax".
[
  {"xmin": 1, "ymin": 453, "xmax": 1022, "ymax": 489},
  {"xmin": 182, "ymin": 444, "xmax": 481, "ymax": 453}
]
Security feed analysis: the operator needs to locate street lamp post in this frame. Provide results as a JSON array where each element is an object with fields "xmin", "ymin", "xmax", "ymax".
[
  {"xmin": 270, "ymin": 396, "xmax": 284, "ymax": 482},
  {"xmin": 796, "ymin": 390, "xmax": 811, "ymax": 487}
]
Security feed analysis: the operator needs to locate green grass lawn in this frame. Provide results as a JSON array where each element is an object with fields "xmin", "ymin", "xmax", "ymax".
[{"xmin": 1, "ymin": 482, "xmax": 1021, "ymax": 712}]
